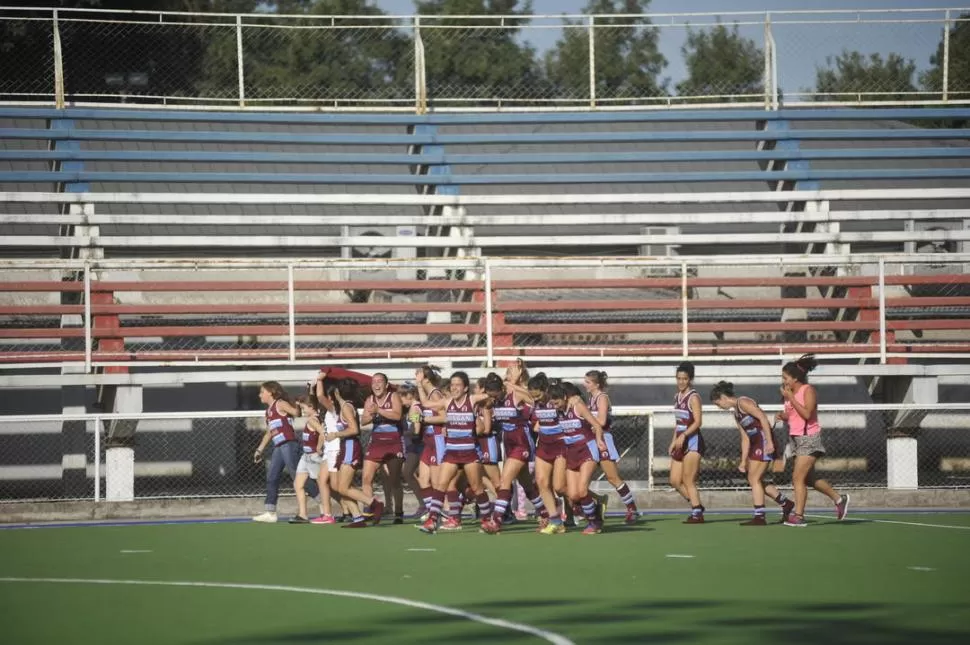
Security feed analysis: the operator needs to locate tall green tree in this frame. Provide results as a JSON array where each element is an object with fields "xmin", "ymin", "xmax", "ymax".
[
  {"xmin": 676, "ymin": 22, "xmax": 763, "ymax": 101},
  {"xmin": 544, "ymin": 0, "xmax": 668, "ymax": 102},
  {"xmin": 814, "ymin": 50, "xmax": 917, "ymax": 102},
  {"xmin": 415, "ymin": 0, "xmax": 544, "ymax": 102},
  {"xmin": 920, "ymin": 12, "xmax": 970, "ymax": 112}
]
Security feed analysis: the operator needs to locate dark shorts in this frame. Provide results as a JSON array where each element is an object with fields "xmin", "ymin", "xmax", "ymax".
[
  {"xmin": 443, "ymin": 447, "xmax": 481, "ymax": 465},
  {"xmin": 336, "ymin": 439, "xmax": 362, "ymax": 470},
  {"xmin": 535, "ymin": 435, "xmax": 566, "ymax": 463},
  {"xmin": 419, "ymin": 434, "xmax": 445, "ymax": 466},
  {"xmin": 365, "ymin": 435, "xmax": 405, "ymax": 463},
  {"xmin": 747, "ymin": 430, "xmax": 774, "ymax": 462},
  {"xmin": 565, "ymin": 439, "xmax": 598, "ymax": 471},
  {"xmin": 478, "ymin": 435, "xmax": 501, "ymax": 465},
  {"xmin": 502, "ymin": 428, "xmax": 534, "ymax": 463},
  {"xmin": 671, "ymin": 432, "xmax": 705, "ymax": 462}
]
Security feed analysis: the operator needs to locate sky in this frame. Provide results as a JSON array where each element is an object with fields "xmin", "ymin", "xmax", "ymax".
[{"xmin": 372, "ymin": 0, "xmax": 961, "ymax": 95}]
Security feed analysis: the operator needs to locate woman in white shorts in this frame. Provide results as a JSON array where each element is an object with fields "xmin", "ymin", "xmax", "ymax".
[
  {"xmin": 315, "ymin": 372, "xmax": 354, "ymax": 523},
  {"xmin": 291, "ymin": 395, "xmax": 331, "ymax": 524}
]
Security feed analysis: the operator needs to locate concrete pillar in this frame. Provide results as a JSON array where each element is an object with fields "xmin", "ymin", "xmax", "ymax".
[
  {"xmin": 104, "ymin": 385, "xmax": 142, "ymax": 502},
  {"xmin": 881, "ymin": 375, "xmax": 938, "ymax": 490}
]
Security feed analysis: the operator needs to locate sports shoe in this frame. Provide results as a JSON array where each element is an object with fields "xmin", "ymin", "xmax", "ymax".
[
  {"xmin": 439, "ymin": 516, "xmax": 463, "ymax": 532},
  {"xmin": 341, "ymin": 517, "xmax": 369, "ymax": 528},
  {"xmin": 536, "ymin": 516, "xmax": 550, "ymax": 532},
  {"xmin": 310, "ymin": 514, "xmax": 336, "ymax": 525},
  {"xmin": 582, "ymin": 521, "xmax": 603, "ymax": 535},
  {"xmin": 252, "ymin": 511, "xmax": 278, "ymax": 523},
  {"xmin": 514, "ymin": 509, "xmax": 529, "ymax": 521},
  {"xmin": 684, "ymin": 513, "xmax": 705, "ymax": 524},
  {"xmin": 479, "ymin": 517, "xmax": 500, "ymax": 534},
  {"xmin": 624, "ymin": 507, "xmax": 638, "ymax": 525},
  {"xmin": 539, "ymin": 521, "xmax": 566, "ymax": 535},
  {"xmin": 392, "ymin": 516, "xmax": 404, "ymax": 525},
  {"xmin": 370, "ymin": 499, "xmax": 385, "ymax": 525},
  {"xmin": 780, "ymin": 499, "xmax": 795, "ymax": 522},
  {"xmin": 419, "ymin": 516, "xmax": 437, "ymax": 534},
  {"xmin": 288, "ymin": 515, "xmax": 309, "ymax": 524},
  {"xmin": 740, "ymin": 515, "xmax": 767, "ymax": 526},
  {"xmin": 835, "ymin": 494, "xmax": 850, "ymax": 521},
  {"xmin": 784, "ymin": 513, "xmax": 807, "ymax": 528}
]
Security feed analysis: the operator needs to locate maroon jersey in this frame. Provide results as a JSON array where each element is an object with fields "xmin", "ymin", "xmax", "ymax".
[
  {"xmin": 420, "ymin": 388, "xmax": 444, "ymax": 439},
  {"xmin": 560, "ymin": 402, "xmax": 595, "ymax": 445},
  {"xmin": 589, "ymin": 392, "xmax": 612, "ymax": 433},
  {"xmin": 265, "ymin": 400, "xmax": 296, "ymax": 446},
  {"xmin": 444, "ymin": 396, "xmax": 476, "ymax": 452},
  {"xmin": 300, "ymin": 415, "xmax": 321, "ymax": 454}
]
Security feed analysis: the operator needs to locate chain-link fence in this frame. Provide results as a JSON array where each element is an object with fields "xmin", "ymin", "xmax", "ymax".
[
  {"xmin": 2, "ymin": 404, "xmax": 968, "ymax": 502},
  {"xmin": 1, "ymin": 7, "xmax": 965, "ymax": 109}
]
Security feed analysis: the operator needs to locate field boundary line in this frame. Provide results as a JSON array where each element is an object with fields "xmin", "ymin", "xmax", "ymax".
[{"xmin": 0, "ymin": 577, "xmax": 575, "ymax": 645}]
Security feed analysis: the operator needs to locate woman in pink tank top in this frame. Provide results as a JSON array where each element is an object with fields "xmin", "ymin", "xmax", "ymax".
[{"xmin": 777, "ymin": 354, "xmax": 849, "ymax": 527}]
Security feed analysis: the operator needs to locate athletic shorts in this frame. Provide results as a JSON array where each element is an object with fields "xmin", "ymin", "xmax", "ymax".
[
  {"xmin": 565, "ymin": 439, "xmax": 599, "ymax": 471},
  {"xmin": 792, "ymin": 433, "xmax": 826, "ymax": 457},
  {"xmin": 296, "ymin": 452, "xmax": 323, "ymax": 479},
  {"xmin": 535, "ymin": 435, "xmax": 566, "ymax": 463},
  {"xmin": 671, "ymin": 432, "xmax": 705, "ymax": 462},
  {"xmin": 323, "ymin": 438, "xmax": 341, "ymax": 473},
  {"xmin": 365, "ymin": 434, "xmax": 405, "ymax": 463},
  {"xmin": 598, "ymin": 432, "xmax": 620, "ymax": 462},
  {"xmin": 478, "ymin": 435, "xmax": 500, "ymax": 465},
  {"xmin": 747, "ymin": 430, "xmax": 774, "ymax": 462},
  {"xmin": 420, "ymin": 434, "xmax": 446, "ymax": 466},
  {"xmin": 336, "ymin": 438, "xmax": 362, "ymax": 470},
  {"xmin": 502, "ymin": 427, "xmax": 534, "ymax": 463}
]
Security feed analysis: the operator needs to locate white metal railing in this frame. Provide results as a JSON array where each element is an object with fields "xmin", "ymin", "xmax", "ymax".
[
  {"xmin": 1, "ymin": 403, "xmax": 969, "ymax": 503},
  {"xmin": 0, "ymin": 6, "xmax": 967, "ymax": 111},
  {"xmin": 2, "ymin": 253, "xmax": 969, "ymax": 373}
]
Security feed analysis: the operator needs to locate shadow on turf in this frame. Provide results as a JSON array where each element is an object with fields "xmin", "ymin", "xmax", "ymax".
[{"xmin": 198, "ymin": 599, "xmax": 969, "ymax": 645}]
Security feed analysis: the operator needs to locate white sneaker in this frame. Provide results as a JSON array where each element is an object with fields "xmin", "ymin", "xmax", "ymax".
[{"xmin": 253, "ymin": 511, "xmax": 278, "ymax": 523}]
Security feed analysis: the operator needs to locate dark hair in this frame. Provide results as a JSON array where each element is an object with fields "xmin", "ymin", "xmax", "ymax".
[
  {"xmin": 295, "ymin": 393, "xmax": 321, "ymax": 411},
  {"xmin": 709, "ymin": 380, "xmax": 735, "ymax": 401},
  {"xmin": 585, "ymin": 370, "xmax": 608, "ymax": 389},
  {"xmin": 476, "ymin": 376, "xmax": 488, "ymax": 390},
  {"xmin": 450, "ymin": 371, "xmax": 470, "ymax": 389},
  {"xmin": 547, "ymin": 384, "xmax": 568, "ymax": 401},
  {"xmin": 330, "ymin": 378, "xmax": 360, "ymax": 408},
  {"xmin": 398, "ymin": 382, "xmax": 418, "ymax": 398},
  {"xmin": 561, "ymin": 381, "xmax": 582, "ymax": 399},
  {"xmin": 483, "ymin": 373, "xmax": 505, "ymax": 396},
  {"xmin": 512, "ymin": 358, "xmax": 530, "ymax": 386},
  {"xmin": 260, "ymin": 381, "xmax": 292, "ymax": 405},
  {"xmin": 676, "ymin": 362, "xmax": 695, "ymax": 381},
  {"xmin": 417, "ymin": 364, "xmax": 443, "ymax": 387},
  {"xmin": 783, "ymin": 353, "xmax": 818, "ymax": 383},
  {"xmin": 527, "ymin": 372, "xmax": 549, "ymax": 392}
]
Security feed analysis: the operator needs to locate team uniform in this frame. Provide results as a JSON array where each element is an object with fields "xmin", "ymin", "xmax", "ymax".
[
  {"xmin": 335, "ymin": 406, "xmax": 362, "ymax": 470},
  {"xmin": 590, "ymin": 392, "xmax": 620, "ymax": 462},
  {"xmin": 672, "ymin": 388, "xmax": 705, "ymax": 461},
  {"xmin": 296, "ymin": 414, "xmax": 324, "ymax": 478},
  {"xmin": 735, "ymin": 396, "xmax": 773, "ymax": 462},
  {"xmin": 492, "ymin": 392, "xmax": 535, "ymax": 463},
  {"xmin": 476, "ymin": 404, "xmax": 501, "ymax": 465},
  {"xmin": 419, "ymin": 388, "xmax": 446, "ymax": 466},
  {"xmin": 443, "ymin": 396, "xmax": 480, "ymax": 465},
  {"xmin": 560, "ymin": 403, "xmax": 599, "ymax": 471},
  {"xmin": 533, "ymin": 400, "xmax": 566, "ymax": 463},
  {"xmin": 364, "ymin": 392, "xmax": 405, "ymax": 464},
  {"xmin": 404, "ymin": 405, "xmax": 424, "ymax": 458},
  {"xmin": 266, "ymin": 400, "xmax": 297, "ymax": 448}
]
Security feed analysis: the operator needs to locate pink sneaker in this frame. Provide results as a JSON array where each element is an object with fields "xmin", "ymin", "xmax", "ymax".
[
  {"xmin": 514, "ymin": 510, "xmax": 529, "ymax": 521},
  {"xmin": 582, "ymin": 521, "xmax": 603, "ymax": 535},
  {"xmin": 310, "ymin": 514, "xmax": 336, "ymax": 525},
  {"xmin": 835, "ymin": 494, "xmax": 850, "ymax": 521},
  {"xmin": 439, "ymin": 516, "xmax": 463, "ymax": 532}
]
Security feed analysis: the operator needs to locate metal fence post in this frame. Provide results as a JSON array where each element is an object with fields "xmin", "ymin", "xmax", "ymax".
[
  {"xmin": 94, "ymin": 415, "xmax": 101, "ymax": 502},
  {"xmin": 484, "ymin": 258, "xmax": 494, "ymax": 367},
  {"xmin": 878, "ymin": 257, "xmax": 887, "ymax": 363},
  {"xmin": 414, "ymin": 16, "xmax": 427, "ymax": 114},
  {"xmin": 52, "ymin": 9, "xmax": 65, "ymax": 108},
  {"xmin": 681, "ymin": 260, "xmax": 689, "ymax": 358},
  {"xmin": 647, "ymin": 413, "xmax": 655, "ymax": 492},
  {"xmin": 84, "ymin": 262, "xmax": 92, "ymax": 373},
  {"xmin": 943, "ymin": 9, "xmax": 951, "ymax": 102},
  {"xmin": 287, "ymin": 263, "xmax": 296, "ymax": 362},
  {"xmin": 588, "ymin": 15, "xmax": 597, "ymax": 109},
  {"xmin": 763, "ymin": 12, "xmax": 771, "ymax": 110},
  {"xmin": 236, "ymin": 15, "xmax": 246, "ymax": 107}
]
